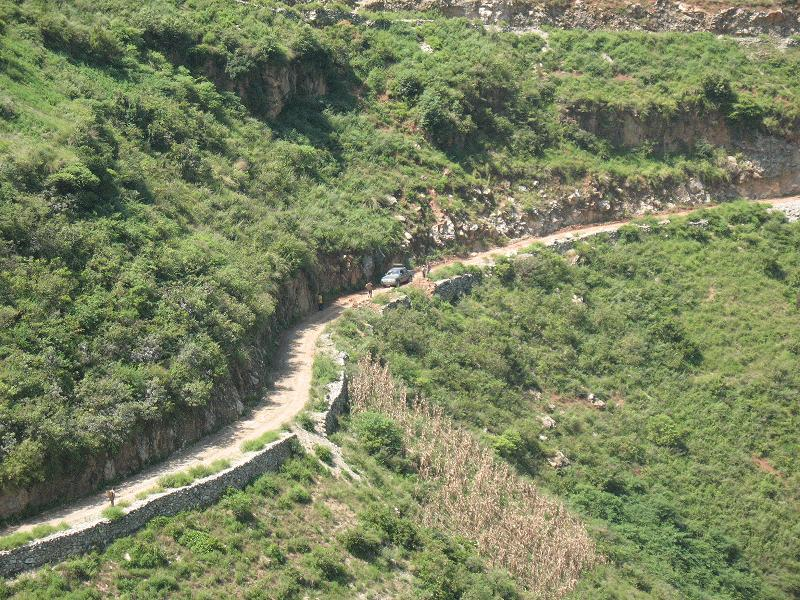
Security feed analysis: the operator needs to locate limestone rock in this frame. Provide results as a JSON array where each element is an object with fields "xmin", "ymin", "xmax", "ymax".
[
  {"xmin": 539, "ymin": 415, "xmax": 556, "ymax": 429},
  {"xmin": 548, "ymin": 451, "xmax": 571, "ymax": 469}
]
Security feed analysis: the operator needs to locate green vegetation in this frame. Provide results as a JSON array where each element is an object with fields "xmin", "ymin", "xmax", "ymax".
[
  {"xmin": 351, "ymin": 411, "xmax": 405, "ymax": 468},
  {"xmin": 4, "ymin": 444, "xmax": 522, "ymax": 599},
  {"xmin": 313, "ymin": 444, "xmax": 334, "ymax": 465},
  {"xmin": 335, "ymin": 203, "xmax": 800, "ymax": 599},
  {"xmin": 296, "ymin": 412, "xmax": 316, "ymax": 432},
  {"xmin": 429, "ymin": 261, "xmax": 482, "ymax": 281},
  {"xmin": 0, "ymin": 522, "xmax": 68, "ymax": 551},
  {"xmin": 1, "ymin": 0, "xmax": 799, "ymax": 503},
  {"xmin": 101, "ymin": 505, "xmax": 126, "ymax": 521},
  {"xmin": 156, "ymin": 459, "xmax": 231, "ymax": 490},
  {"xmin": 309, "ymin": 353, "xmax": 341, "ymax": 408},
  {"xmin": 241, "ymin": 430, "xmax": 281, "ymax": 453}
]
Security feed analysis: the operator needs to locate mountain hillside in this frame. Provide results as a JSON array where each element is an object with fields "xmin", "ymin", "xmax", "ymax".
[
  {"xmin": 334, "ymin": 202, "xmax": 800, "ymax": 599},
  {"xmin": 1, "ymin": 0, "xmax": 799, "ymax": 518}
]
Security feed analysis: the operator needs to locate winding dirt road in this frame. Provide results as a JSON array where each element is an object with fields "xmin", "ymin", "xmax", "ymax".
[{"xmin": 3, "ymin": 196, "xmax": 798, "ymax": 537}]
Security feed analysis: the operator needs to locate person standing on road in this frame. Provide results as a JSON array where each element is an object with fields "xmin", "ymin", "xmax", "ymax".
[
  {"xmin": 105, "ymin": 489, "xmax": 115, "ymax": 507},
  {"xmin": 424, "ymin": 261, "xmax": 431, "ymax": 279},
  {"xmin": 317, "ymin": 293, "xmax": 324, "ymax": 311},
  {"xmin": 365, "ymin": 281, "xmax": 374, "ymax": 298}
]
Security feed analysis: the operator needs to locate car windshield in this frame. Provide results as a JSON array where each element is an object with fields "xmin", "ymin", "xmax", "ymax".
[{"xmin": 387, "ymin": 268, "xmax": 403, "ymax": 275}]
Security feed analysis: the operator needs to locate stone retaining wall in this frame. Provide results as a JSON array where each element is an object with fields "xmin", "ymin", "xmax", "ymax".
[
  {"xmin": 320, "ymin": 376, "xmax": 349, "ymax": 437},
  {"xmin": 433, "ymin": 273, "xmax": 477, "ymax": 302},
  {"xmin": 311, "ymin": 350, "xmax": 349, "ymax": 438},
  {"xmin": 0, "ymin": 434, "xmax": 297, "ymax": 578},
  {"xmin": 380, "ymin": 294, "xmax": 411, "ymax": 315}
]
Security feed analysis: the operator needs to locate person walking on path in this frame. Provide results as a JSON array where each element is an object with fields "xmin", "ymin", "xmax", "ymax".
[
  {"xmin": 424, "ymin": 261, "xmax": 431, "ymax": 279},
  {"xmin": 365, "ymin": 281, "xmax": 374, "ymax": 298},
  {"xmin": 105, "ymin": 489, "xmax": 115, "ymax": 507},
  {"xmin": 317, "ymin": 293, "xmax": 324, "ymax": 311}
]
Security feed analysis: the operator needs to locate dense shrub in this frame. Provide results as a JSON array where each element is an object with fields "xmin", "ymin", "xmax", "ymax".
[
  {"xmin": 303, "ymin": 546, "xmax": 349, "ymax": 582},
  {"xmin": 338, "ymin": 525, "xmax": 384, "ymax": 559},
  {"xmin": 126, "ymin": 541, "xmax": 168, "ymax": 569},
  {"xmin": 351, "ymin": 411, "xmax": 404, "ymax": 466}
]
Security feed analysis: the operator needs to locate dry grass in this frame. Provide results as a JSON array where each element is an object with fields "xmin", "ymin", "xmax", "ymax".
[{"xmin": 350, "ymin": 357, "xmax": 599, "ymax": 599}]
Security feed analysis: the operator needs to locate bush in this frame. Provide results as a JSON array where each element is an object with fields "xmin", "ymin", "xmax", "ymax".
[
  {"xmin": 303, "ymin": 546, "xmax": 349, "ymax": 582},
  {"xmin": 251, "ymin": 474, "xmax": 281, "ymax": 497},
  {"xmin": 283, "ymin": 484, "xmax": 312, "ymax": 505},
  {"xmin": 264, "ymin": 542, "xmax": 287, "ymax": 566},
  {"xmin": 338, "ymin": 525, "xmax": 384, "ymax": 559},
  {"xmin": 313, "ymin": 444, "xmax": 333, "ymax": 465},
  {"xmin": 0, "ymin": 96, "xmax": 16, "ymax": 120},
  {"xmin": 45, "ymin": 163, "xmax": 100, "ymax": 195},
  {"xmin": 177, "ymin": 529, "xmax": 224, "ymax": 555},
  {"xmin": 390, "ymin": 70, "xmax": 424, "ymax": 102},
  {"xmin": 280, "ymin": 456, "xmax": 322, "ymax": 483},
  {"xmin": 297, "ymin": 412, "xmax": 316, "ymax": 432},
  {"xmin": 646, "ymin": 415, "xmax": 686, "ymax": 449},
  {"xmin": 352, "ymin": 411, "xmax": 404, "ymax": 465},
  {"xmin": 286, "ymin": 538, "xmax": 311, "ymax": 554},
  {"xmin": 222, "ymin": 490, "xmax": 254, "ymax": 522},
  {"xmin": 127, "ymin": 541, "xmax": 168, "ymax": 568},
  {"xmin": 702, "ymin": 73, "xmax": 735, "ymax": 106},
  {"xmin": 360, "ymin": 505, "xmax": 419, "ymax": 550},
  {"xmin": 492, "ymin": 429, "xmax": 523, "ymax": 460}
]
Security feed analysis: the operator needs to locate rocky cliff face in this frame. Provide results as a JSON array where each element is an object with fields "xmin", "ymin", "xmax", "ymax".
[
  {"xmin": 566, "ymin": 106, "xmax": 734, "ymax": 155},
  {"xmin": 0, "ymin": 252, "xmax": 385, "ymax": 520},
  {"xmin": 159, "ymin": 46, "xmax": 329, "ymax": 119},
  {"xmin": 198, "ymin": 58, "xmax": 328, "ymax": 119},
  {"xmin": 358, "ymin": 0, "xmax": 800, "ymax": 39},
  {"xmin": 402, "ymin": 127, "xmax": 799, "ymax": 255}
]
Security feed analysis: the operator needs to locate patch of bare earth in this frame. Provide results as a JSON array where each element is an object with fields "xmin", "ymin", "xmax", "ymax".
[{"xmin": 752, "ymin": 455, "xmax": 783, "ymax": 477}]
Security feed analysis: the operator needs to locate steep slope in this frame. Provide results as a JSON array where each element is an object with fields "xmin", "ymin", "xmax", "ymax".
[
  {"xmin": 1, "ymin": 0, "xmax": 800, "ymax": 520},
  {"xmin": 333, "ymin": 202, "xmax": 800, "ymax": 598}
]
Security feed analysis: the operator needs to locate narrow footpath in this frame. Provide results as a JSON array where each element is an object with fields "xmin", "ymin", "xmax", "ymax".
[{"xmin": 3, "ymin": 196, "xmax": 798, "ymax": 537}]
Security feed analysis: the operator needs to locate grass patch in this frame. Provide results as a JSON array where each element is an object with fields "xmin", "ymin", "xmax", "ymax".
[
  {"xmin": 0, "ymin": 522, "xmax": 70, "ymax": 550},
  {"xmin": 240, "ymin": 430, "xmax": 281, "ymax": 453},
  {"xmin": 134, "ymin": 485, "xmax": 164, "ymax": 501},
  {"xmin": 156, "ymin": 459, "xmax": 231, "ymax": 490},
  {"xmin": 102, "ymin": 501, "xmax": 130, "ymax": 521},
  {"xmin": 313, "ymin": 444, "xmax": 334, "ymax": 465},
  {"xmin": 309, "ymin": 353, "xmax": 341, "ymax": 407},
  {"xmin": 429, "ymin": 261, "xmax": 481, "ymax": 281}
]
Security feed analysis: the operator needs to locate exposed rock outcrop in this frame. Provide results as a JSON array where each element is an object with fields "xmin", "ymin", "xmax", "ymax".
[
  {"xmin": 358, "ymin": 0, "xmax": 800, "ymax": 39},
  {"xmin": 197, "ymin": 58, "xmax": 328, "ymax": 119},
  {"xmin": 433, "ymin": 273, "xmax": 477, "ymax": 302},
  {"xmin": 380, "ymin": 293, "xmax": 412, "ymax": 314}
]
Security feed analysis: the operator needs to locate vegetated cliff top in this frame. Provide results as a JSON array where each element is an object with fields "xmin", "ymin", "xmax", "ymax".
[
  {"xmin": 357, "ymin": 0, "xmax": 800, "ymax": 37},
  {"xmin": 0, "ymin": 0, "xmax": 798, "ymax": 515}
]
